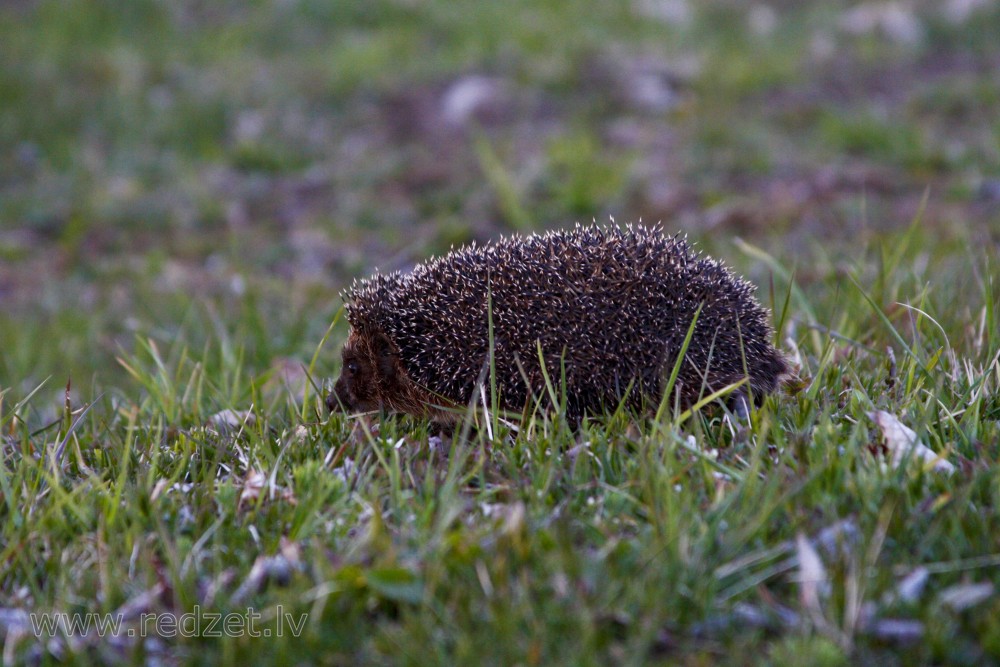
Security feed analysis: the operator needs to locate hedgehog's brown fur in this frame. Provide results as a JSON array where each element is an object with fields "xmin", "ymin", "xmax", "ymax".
[{"xmin": 327, "ymin": 224, "xmax": 788, "ymax": 424}]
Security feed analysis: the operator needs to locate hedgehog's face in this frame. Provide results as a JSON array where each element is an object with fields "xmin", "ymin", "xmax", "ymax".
[{"xmin": 326, "ymin": 329, "xmax": 403, "ymax": 414}]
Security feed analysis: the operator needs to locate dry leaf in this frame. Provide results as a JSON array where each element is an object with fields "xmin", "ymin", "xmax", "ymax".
[
  {"xmin": 840, "ymin": 2, "xmax": 923, "ymax": 44},
  {"xmin": 796, "ymin": 533, "xmax": 829, "ymax": 610},
  {"xmin": 238, "ymin": 469, "xmax": 297, "ymax": 509},
  {"xmin": 0, "ymin": 608, "xmax": 31, "ymax": 635},
  {"xmin": 894, "ymin": 567, "xmax": 929, "ymax": 604},
  {"xmin": 867, "ymin": 410, "xmax": 956, "ymax": 474},
  {"xmin": 867, "ymin": 618, "xmax": 924, "ymax": 642},
  {"xmin": 240, "ymin": 469, "xmax": 267, "ymax": 506},
  {"xmin": 208, "ymin": 409, "xmax": 255, "ymax": 429},
  {"xmin": 938, "ymin": 581, "xmax": 994, "ymax": 611},
  {"xmin": 230, "ymin": 540, "xmax": 304, "ymax": 604},
  {"xmin": 113, "ymin": 583, "xmax": 166, "ymax": 621}
]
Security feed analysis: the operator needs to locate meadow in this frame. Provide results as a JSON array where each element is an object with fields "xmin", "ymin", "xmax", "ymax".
[{"xmin": 2, "ymin": 1, "xmax": 1000, "ymax": 664}]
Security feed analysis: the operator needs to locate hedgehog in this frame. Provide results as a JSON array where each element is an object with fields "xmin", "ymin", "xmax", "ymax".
[{"xmin": 326, "ymin": 224, "xmax": 788, "ymax": 425}]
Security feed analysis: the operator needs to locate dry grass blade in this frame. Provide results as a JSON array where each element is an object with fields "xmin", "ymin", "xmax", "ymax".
[{"xmin": 51, "ymin": 393, "xmax": 104, "ymax": 467}]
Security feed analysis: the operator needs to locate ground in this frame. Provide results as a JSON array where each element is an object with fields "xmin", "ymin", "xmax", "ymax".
[{"xmin": 1, "ymin": 1, "xmax": 1000, "ymax": 664}]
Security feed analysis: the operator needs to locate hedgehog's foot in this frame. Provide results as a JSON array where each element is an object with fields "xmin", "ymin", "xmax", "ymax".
[{"xmin": 728, "ymin": 389, "xmax": 751, "ymax": 421}]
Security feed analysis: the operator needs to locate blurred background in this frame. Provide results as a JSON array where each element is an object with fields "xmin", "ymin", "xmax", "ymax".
[{"xmin": 2, "ymin": 0, "xmax": 999, "ymax": 403}]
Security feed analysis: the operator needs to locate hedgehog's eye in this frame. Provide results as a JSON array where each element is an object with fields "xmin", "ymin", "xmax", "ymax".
[{"xmin": 346, "ymin": 361, "xmax": 359, "ymax": 375}]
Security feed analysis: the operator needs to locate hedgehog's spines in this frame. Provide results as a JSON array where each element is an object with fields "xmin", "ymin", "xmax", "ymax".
[{"xmin": 332, "ymin": 223, "xmax": 788, "ymax": 422}]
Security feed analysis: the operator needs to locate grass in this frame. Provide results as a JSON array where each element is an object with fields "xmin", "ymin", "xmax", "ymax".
[
  {"xmin": 3, "ymin": 229, "xmax": 999, "ymax": 665},
  {"xmin": 3, "ymin": 0, "xmax": 1000, "ymax": 665}
]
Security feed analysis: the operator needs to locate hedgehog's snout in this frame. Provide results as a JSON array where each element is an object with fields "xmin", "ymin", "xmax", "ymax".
[
  {"xmin": 326, "ymin": 375, "xmax": 354, "ymax": 413},
  {"xmin": 327, "ymin": 345, "xmax": 382, "ymax": 414},
  {"xmin": 325, "ymin": 384, "xmax": 344, "ymax": 412}
]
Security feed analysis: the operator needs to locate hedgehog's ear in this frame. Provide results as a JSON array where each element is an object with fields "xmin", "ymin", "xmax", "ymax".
[{"xmin": 374, "ymin": 333, "xmax": 397, "ymax": 379}]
